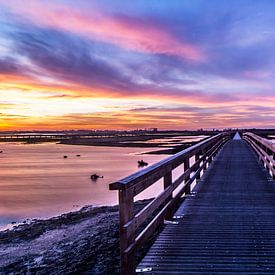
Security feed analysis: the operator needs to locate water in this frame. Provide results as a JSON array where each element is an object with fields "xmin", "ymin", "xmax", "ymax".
[
  {"xmin": 0, "ymin": 143, "xmax": 168, "ymax": 229},
  {"xmin": 123, "ymin": 135, "xmax": 208, "ymax": 147}
]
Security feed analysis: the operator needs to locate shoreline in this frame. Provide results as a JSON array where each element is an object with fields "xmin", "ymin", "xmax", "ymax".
[
  {"xmin": 0, "ymin": 139, "xmax": 198, "ymax": 155},
  {"xmin": 59, "ymin": 140, "xmax": 199, "ymax": 155},
  {"xmin": 0, "ymin": 199, "xmax": 154, "ymax": 274}
]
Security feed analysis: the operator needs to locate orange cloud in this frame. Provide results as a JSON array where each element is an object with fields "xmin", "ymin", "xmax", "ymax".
[{"xmin": 2, "ymin": 99, "xmax": 275, "ymax": 131}]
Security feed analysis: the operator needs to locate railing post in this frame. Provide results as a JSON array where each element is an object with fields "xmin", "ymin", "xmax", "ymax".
[
  {"xmin": 164, "ymin": 171, "xmax": 173, "ymax": 219},
  {"xmin": 184, "ymin": 158, "xmax": 191, "ymax": 194},
  {"xmin": 164, "ymin": 171, "xmax": 172, "ymax": 191},
  {"xmin": 119, "ymin": 188, "xmax": 135, "ymax": 275},
  {"xmin": 109, "ymin": 133, "xmax": 230, "ymax": 274},
  {"xmin": 195, "ymin": 152, "xmax": 201, "ymax": 179},
  {"xmin": 208, "ymin": 153, "xmax": 213, "ymax": 164},
  {"xmin": 202, "ymin": 149, "xmax": 207, "ymax": 172}
]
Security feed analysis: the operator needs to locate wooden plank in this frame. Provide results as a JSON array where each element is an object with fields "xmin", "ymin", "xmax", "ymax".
[
  {"xmin": 184, "ymin": 158, "xmax": 191, "ymax": 194},
  {"xmin": 125, "ymin": 185, "xmax": 171, "ymax": 236},
  {"xmin": 159, "ymin": 137, "xmax": 229, "ymax": 227},
  {"xmin": 124, "ymin": 169, "xmax": 192, "ymax": 237},
  {"xmin": 137, "ymin": 139, "xmax": 275, "ymax": 274},
  {"xmin": 164, "ymin": 171, "xmax": 173, "ymax": 220},
  {"xmin": 125, "ymin": 199, "xmax": 172, "ymax": 256},
  {"xmin": 244, "ymin": 133, "xmax": 274, "ymax": 153},
  {"xmin": 110, "ymin": 133, "xmax": 226, "ymax": 190},
  {"xmin": 113, "ymin": 133, "xmax": 230, "ymax": 274},
  {"xmin": 118, "ymin": 188, "xmax": 135, "ymax": 275},
  {"xmin": 244, "ymin": 135, "xmax": 275, "ymax": 177},
  {"xmin": 195, "ymin": 153, "xmax": 201, "ymax": 179}
]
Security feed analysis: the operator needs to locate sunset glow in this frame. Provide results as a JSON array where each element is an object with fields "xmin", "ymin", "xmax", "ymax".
[{"xmin": 0, "ymin": 0, "xmax": 275, "ymax": 130}]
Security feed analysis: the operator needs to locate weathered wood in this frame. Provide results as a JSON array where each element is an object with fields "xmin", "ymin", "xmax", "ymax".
[
  {"xmin": 125, "ymin": 198, "xmax": 173, "ymax": 257},
  {"xmin": 170, "ymin": 136, "xmax": 229, "ymax": 212},
  {"xmin": 184, "ymin": 158, "xmax": 190, "ymax": 194},
  {"xmin": 137, "ymin": 139, "xmax": 275, "ymax": 274},
  {"xmin": 124, "ymin": 182, "xmax": 175, "ymax": 237},
  {"xmin": 118, "ymin": 188, "xmax": 135, "ymax": 275},
  {"xmin": 124, "ymin": 166, "xmax": 200, "ymax": 239},
  {"xmin": 164, "ymin": 171, "xmax": 172, "ymax": 194},
  {"xmin": 245, "ymin": 132, "xmax": 274, "ymax": 152},
  {"xmin": 195, "ymin": 153, "xmax": 201, "ymax": 179},
  {"xmin": 243, "ymin": 133, "xmax": 275, "ymax": 179},
  {"xmin": 109, "ymin": 133, "xmax": 231, "ymax": 274},
  {"xmin": 202, "ymin": 149, "xmax": 207, "ymax": 171},
  {"xmin": 163, "ymin": 171, "xmax": 173, "ymax": 219},
  {"xmin": 110, "ymin": 133, "xmax": 227, "ymax": 191}
]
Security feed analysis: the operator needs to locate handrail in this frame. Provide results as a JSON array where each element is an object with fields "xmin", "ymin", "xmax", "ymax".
[
  {"xmin": 243, "ymin": 132, "xmax": 275, "ymax": 179},
  {"xmin": 109, "ymin": 132, "xmax": 231, "ymax": 274}
]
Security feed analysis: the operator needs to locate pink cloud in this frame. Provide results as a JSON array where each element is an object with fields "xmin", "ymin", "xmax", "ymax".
[
  {"xmin": 1, "ymin": 1, "xmax": 204, "ymax": 61},
  {"xmin": 242, "ymin": 70, "xmax": 271, "ymax": 79}
]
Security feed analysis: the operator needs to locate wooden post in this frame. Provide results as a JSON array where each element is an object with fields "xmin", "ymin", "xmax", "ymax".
[
  {"xmin": 208, "ymin": 154, "xmax": 213, "ymax": 164},
  {"xmin": 195, "ymin": 153, "xmax": 201, "ymax": 179},
  {"xmin": 273, "ymin": 153, "xmax": 275, "ymax": 180},
  {"xmin": 164, "ymin": 171, "xmax": 173, "ymax": 220},
  {"xmin": 119, "ymin": 188, "xmax": 135, "ymax": 275},
  {"xmin": 202, "ymin": 149, "xmax": 207, "ymax": 172},
  {"xmin": 184, "ymin": 158, "xmax": 191, "ymax": 194},
  {"xmin": 109, "ymin": 133, "xmax": 229, "ymax": 274}
]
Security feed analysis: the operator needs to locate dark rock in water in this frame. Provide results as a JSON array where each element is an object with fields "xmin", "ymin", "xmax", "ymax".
[
  {"xmin": 0, "ymin": 150, "xmax": 3, "ymax": 153},
  {"xmin": 138, "ymin": 160, "xmax": 148, "ymax": 167},
  {"xmin": 76, "ymin": 154, "xmax": 81, "ymax": 157},
  {"xmin": 63, "ymin": 155, "xmax": 68, "ymax": 158},
  {"xmin": 11, "ymin": 221, "xmax": 16, "ymax": 225},
  {"xmin": 90, "ymin": 174, "xmax": 103, "ymax": 181}
]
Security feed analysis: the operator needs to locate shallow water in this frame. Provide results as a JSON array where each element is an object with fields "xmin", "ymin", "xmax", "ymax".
[{"xmin": 0, "ymin": 143, "xmax": 169, "ymax": 229}]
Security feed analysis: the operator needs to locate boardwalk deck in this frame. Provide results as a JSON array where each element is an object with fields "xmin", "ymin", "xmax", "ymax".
[{"xmin": 137, "ymin": 139, "xmax": 275, "ymax": 274}]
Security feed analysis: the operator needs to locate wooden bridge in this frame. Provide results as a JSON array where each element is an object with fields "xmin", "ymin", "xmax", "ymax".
[{"xmin": 110, "ymin": 132, "xmax": 275, "ymax": 274}]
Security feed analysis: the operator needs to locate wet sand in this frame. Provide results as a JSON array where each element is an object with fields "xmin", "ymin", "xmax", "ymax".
[{"xmin": 0, "ymin": 200, "xmax": 157, "ymax": 274}]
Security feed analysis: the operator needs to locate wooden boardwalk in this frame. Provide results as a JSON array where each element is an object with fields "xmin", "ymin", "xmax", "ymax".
[{"xmin": 137, "ymin": 139, "xmax": 275, "ymax": 274}]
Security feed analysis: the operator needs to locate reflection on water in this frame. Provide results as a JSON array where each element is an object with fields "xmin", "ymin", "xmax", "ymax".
[
  {"xmin": 0, "ymin": 143, "xmax": 168, "ymax": 229},
  {"xmin": 144, "ymin": 135, "xmax": 208, "ymax": 143},
  {"xmin": 121, "ymin": 135, "xmax": 208, "ymax": 147}
]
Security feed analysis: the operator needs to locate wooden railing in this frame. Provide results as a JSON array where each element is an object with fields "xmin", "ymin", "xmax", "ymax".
[
  {"xmin": 243, "ymin": 132, "xmax": 275, "ymax": 179},
  {"xmin": 109, "ymin": 133, "xmax": 231, "ymax": 274}
]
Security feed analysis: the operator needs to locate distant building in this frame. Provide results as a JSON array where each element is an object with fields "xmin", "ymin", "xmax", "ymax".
[{"xmin": 149, "ymin": 128, "xmax": 158, "ymax": 132}]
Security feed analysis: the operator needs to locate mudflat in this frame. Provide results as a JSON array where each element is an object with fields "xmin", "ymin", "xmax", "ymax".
[{"xmin": 0, "ymin": 200, "xmax": 152, "ymax": 274}]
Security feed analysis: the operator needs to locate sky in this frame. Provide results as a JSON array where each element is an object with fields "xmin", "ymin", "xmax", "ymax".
[{"xmin": 0, "ymin": 0, "xmax": 275, "ymax": 131}]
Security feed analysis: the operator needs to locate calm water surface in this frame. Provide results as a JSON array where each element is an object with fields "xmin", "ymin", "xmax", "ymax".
[{"xmin": 0, "ymin": 143, "xmax": 169, "ymax": 229}]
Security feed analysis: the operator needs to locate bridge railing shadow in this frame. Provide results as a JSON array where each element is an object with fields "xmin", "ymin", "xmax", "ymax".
[
  {"xmin": 243, "ymin": 132, "xmax": 275, "ymax": 179},
  {"xmin": 109, "ymin": 132, "xmax": 231, "ymax": 274}
]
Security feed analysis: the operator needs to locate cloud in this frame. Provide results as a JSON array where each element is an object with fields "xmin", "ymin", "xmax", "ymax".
[
  {"xmin": 0, "ymin": 58, "xmax": 20, "ymax": 74},
  {"xmin": 1, "ymin": 0, "xmax": 275, "ymax": 130},
  {"xmin": 0, "ymin": 102, "xmax": 16, "ymax": 109},
  {"xmin": 7, "ymin": 27, "xmax": 230, "ymax": 104},
  {"xmin": 12, "ymin": 29, "xmax": 135, "ymax": 92},
  {"xmin": 0, "ymin": 0, "xmax": 204, "ymax": 61}
]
